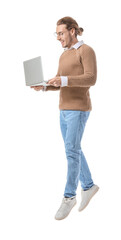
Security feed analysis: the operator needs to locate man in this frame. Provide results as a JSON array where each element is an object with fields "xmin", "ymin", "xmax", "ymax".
[{"xmin": 31, "ymin": 16, "xmax": 99, "ymax": 220}]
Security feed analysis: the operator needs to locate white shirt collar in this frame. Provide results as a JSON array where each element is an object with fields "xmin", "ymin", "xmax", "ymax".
[{"xmin": 64, "ymin": 40, "xmax": 84, "ymax": 51}]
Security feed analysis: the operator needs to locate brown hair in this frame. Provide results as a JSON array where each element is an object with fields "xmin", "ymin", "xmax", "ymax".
[{"xmin": 57, "ymin": 16, "xmax": 84, "ymax": 37}]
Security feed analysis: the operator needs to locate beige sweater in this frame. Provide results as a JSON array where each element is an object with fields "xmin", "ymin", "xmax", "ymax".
[{"xmin": 45, "ymin": 43, "xmax": 97, "ymax": 111}]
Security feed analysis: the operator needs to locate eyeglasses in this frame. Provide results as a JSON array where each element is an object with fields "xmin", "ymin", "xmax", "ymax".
[
  {"xmin": 53, "ymin": 31, "xmax": 67, "ymax": 37},
  {"xmin": 54, "ymin": 28, "xmax": 72, "ymax": 38}
]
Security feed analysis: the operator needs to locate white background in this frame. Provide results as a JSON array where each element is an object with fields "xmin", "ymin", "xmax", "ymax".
[{"xmin": 0, "ymin": 0, "xmax": 121, "ymax": 239}]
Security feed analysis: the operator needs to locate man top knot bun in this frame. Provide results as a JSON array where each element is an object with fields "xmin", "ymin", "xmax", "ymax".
[{"xmin": 57, "ymin": 16, "xmax": 84, "ymax": 37}]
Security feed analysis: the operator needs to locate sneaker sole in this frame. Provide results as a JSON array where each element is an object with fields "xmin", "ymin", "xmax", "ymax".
[{"xmin": 78, "ymin": 186, "xmax": 99, "ymax": 212}]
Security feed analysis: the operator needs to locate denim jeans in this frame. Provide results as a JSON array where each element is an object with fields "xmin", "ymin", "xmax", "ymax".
[{"xmin": 60, "ymin": 110, "xmax": 94, "ymax": 198}]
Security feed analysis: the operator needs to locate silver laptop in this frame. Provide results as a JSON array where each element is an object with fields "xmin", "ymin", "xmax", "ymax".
[{"xmin": 23, "ymin": 56, "xmax": 50, "ymax": 86}]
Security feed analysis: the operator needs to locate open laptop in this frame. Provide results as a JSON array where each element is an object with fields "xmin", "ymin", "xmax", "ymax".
[{"xmin": 23, "ymin": 56, "xmax": 50, "ymax": 86}]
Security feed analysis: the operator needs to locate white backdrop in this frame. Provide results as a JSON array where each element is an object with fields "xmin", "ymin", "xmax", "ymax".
[{"xmin": 0, "ymin": 0, "xmax": 121, "ymax": 239}]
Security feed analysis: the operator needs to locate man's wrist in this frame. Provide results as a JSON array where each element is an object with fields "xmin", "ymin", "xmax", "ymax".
[{"xmin": 61, "ymin": 76, "xmax": 68, "ymax": 87}]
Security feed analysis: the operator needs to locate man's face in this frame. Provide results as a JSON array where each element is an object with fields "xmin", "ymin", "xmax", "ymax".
[{"xmin": 56, "ymin": 24, "xmax": 73, "ymax": 48}]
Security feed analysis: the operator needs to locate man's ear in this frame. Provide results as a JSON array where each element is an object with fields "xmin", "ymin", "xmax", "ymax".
[{"xmin": 71, "ymin": 28, "xmax": 76, "ymax": 36}]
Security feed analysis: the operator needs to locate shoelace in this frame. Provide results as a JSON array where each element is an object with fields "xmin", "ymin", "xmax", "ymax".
[{"xmin": 63, "ymin": 197, "xmax": 75, "ymax": 202}]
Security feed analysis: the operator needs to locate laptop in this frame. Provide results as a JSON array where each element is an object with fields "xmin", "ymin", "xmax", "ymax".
[{"xmin": 23, "ymin": 56, "xmax": 50, "ymax": 86}]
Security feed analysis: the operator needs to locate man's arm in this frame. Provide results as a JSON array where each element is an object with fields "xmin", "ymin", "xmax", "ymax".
[
  {"xmin": 47, "ymin": 46, "xmax": 97, "ymax": 88},
  {"xmin": 67, "ymin": 46, "xmax": 97, "ymax": 87}
]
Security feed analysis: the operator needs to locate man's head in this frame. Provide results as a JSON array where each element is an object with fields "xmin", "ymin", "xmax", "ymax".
[{"xmin": 55, "ymin": 16, "xmax": 84, "ymax": 48}]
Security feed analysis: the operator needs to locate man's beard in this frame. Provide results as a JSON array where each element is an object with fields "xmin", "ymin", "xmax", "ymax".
[{"xmin": 63, "ymin": 34, "xmax": 73, "ymax": 48}]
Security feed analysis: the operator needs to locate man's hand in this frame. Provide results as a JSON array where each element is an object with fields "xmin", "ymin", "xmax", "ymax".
[
  {"xmin": 47, "ymin": 77, "xmax": 61, "ymax": 87},
  {"xmin": 30, "ymin": 86, "xmax": 44, "ymax": 91}
]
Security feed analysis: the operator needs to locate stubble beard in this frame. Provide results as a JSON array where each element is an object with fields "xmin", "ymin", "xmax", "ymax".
[{"xmin": 63, "ymin": 33, "xmax": 73, "ymax": 48}]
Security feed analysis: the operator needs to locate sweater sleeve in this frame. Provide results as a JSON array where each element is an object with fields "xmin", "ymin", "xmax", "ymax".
[{"xmin": 67, "ymin": 46, "xmax": 97, "ymax": 87}]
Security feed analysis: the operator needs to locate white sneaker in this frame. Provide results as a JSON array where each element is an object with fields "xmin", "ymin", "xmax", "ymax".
[
  {"xmin": 78, "ymin": 184, "xmax": 99, "ymax": 212},
  {"xmin": 55, "ymin": 197, "xmax": 77, "ymax": 220}
]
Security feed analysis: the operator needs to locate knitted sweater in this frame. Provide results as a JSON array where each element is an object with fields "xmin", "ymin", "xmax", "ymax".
[{"xmin": 45, "ymin": 43, "xmax": 97, "ymax": 111}]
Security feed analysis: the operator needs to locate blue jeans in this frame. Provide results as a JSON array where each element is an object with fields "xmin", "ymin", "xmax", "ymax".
[{"xmin": 60, "ymin": 110, "xmax": 94, "ymax": 198}]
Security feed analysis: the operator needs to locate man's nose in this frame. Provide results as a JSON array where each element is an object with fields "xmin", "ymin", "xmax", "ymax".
[{"xmin": 57, "ymin": 35, "xmax": 61, "ymax": 41}]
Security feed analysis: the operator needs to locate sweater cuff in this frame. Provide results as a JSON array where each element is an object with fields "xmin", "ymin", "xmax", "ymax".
[{"xmin": 61, "ymin": 76, "xmax": 68, "ymax": 87}]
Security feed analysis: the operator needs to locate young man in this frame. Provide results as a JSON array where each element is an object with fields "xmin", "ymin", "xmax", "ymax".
[{"xmin": 31, "ymin": 16, "xmax": 99, "ymax": 220}]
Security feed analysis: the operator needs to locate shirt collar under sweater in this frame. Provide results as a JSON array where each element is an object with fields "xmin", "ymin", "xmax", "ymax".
[{"xmin": 64, "ymin": 40, "xmax": 84, "ymax": 51}]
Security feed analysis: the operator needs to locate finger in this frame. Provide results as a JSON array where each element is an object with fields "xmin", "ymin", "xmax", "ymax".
[
  {"xmin": 48, "ymin": 79, "xmax": 55, "ymax": 84},
  {"xmin": 34, "ymin": 88, "xmax": 40, "ymax": 91},
  {"xmin": 48, "ymin": 81, "xmax": 53, "ymax": 84}
]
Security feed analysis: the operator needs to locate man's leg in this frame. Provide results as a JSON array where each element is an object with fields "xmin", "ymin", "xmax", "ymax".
[
  {"xmin": 57, "ymin": 110, "xmax": 98, "ymax": 219},
  {"xmin": 79, "ymin": 149, "xmax": 94, "ymax": 190},
  {"xmin": 55, "ymin": 110, "xmax": 77, "ymax": 220},
  {"xmin": 63, "ymin": 110, "xmax": 94, "ymax": 197}
]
